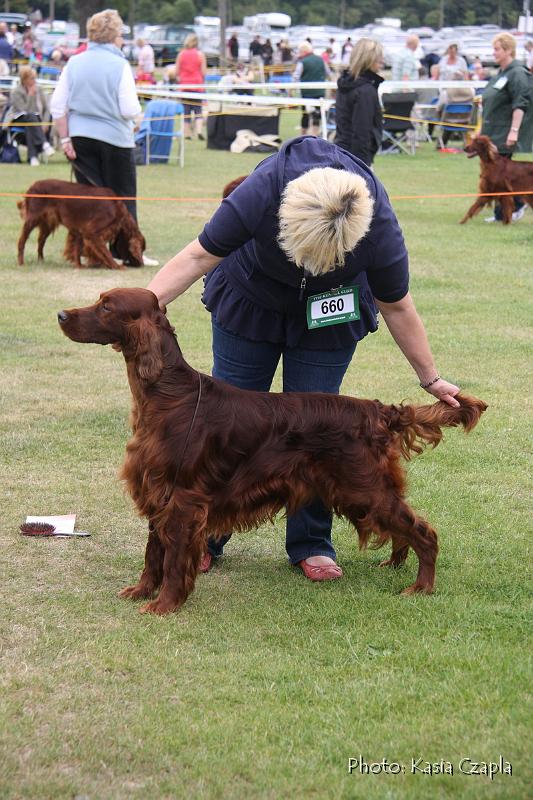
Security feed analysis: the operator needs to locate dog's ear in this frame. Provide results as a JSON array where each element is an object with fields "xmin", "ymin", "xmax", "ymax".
[{"xmin": 128, "ymin": 317, "xmax": 163, "ymax": 383}]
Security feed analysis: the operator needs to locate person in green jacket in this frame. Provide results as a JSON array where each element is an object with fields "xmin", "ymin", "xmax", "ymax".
[
  {"xmin": 481, "ymin": 32, "xmax": 533, "ymax": 223},
  {"xmin": 293, "ymin": 41, "xmax": 326, "ymax": 136}
]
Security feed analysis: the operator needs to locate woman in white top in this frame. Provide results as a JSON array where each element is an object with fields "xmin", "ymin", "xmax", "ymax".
[{"xmin": 435, "ymin": 44, "xmax": 469, "ymax": 81}]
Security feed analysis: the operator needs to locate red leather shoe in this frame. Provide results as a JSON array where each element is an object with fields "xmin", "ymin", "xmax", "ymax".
[
  {"xmin": 199, "ymin": 552, "xmax": 213, "ymax": 573},
  {"xmin": 296, "ymin": 559, "xmax": 343, "ymax": 581}
]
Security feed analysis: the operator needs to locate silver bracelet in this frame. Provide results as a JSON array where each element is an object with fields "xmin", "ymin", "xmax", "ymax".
[
  {"xmin": 420, "ymin": 375, "xmax": 441, "ymax": 389},
  {"xmin": 61, "ymin": 137, "xmax": 71, "ymax": 144}
]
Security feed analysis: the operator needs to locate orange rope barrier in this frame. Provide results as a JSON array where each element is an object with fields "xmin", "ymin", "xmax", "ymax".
[{"xmin": 1, "ymin": 190, "xmax": 532, "ymax": 203}]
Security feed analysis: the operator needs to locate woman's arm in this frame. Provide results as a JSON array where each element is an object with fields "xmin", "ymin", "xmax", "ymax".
[
  {"xmin": 375, "ymin": 292, "xmax": 461, "ymax": 407},
  {"xmin": 147, "ymin": 238, "xmax": 222, "ymax": 307},
  {"xmin": 506, "ymin": 108, "xmax": 524, "ymax": 148}
]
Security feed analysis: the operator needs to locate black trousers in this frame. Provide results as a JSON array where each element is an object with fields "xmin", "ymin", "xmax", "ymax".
[
  {"xmin": 17, "ymin": 113, "xmax": 46, "ymax": 159},
  {"xmin": 494, "ymin": 152, "xmax": 524, "ymax": 219},
  {"xmin": 71, "ymin": 136, "xmax": 137, "ymax": 221}
]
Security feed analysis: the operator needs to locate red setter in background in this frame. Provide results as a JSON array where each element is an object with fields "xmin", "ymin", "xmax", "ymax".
[
  {"xmin": 460, "ymin": 136, "xmax": 533, "ymax": 224},
  {"xmin": 58, "ymin": 288, "xmax": 487, "ymax": 615},
  {"xmin": 18, "ymin": 179, "xmax": 146, "ymax": 269},
  {"xmin": 222, "ymin": 175, "xmax": 248, "ymax": 198}
]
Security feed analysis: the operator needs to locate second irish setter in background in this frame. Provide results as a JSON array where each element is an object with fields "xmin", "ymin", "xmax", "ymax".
[
  {"xmin": 59, "ymin": 289, "xmax": 487, "ymax": 615},
  {"xmin": 460, "ymin": 136, "xmax": 533, "ymax": 224},
  {"xmin": 18, "ymin": 179, "xmax": 146, "ymax": 269}
]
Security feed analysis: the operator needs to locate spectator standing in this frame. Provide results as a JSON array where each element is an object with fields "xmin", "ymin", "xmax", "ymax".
[
  {"xmin": 392, "ymin": 35, "xmax": 420, "ymax": 81},
  {"xmin": 434, "ymin": 43, "xmax": 468, "ymax": 81},
  {"xmin": 135, "ymin": 38, "xmax": 155, "ymax": 83},
  {"xmin": 22, "ymin": 32, "xmax": 34, "ymax": 61},
  {"xmin": 227, "ymin": 33, "xmax": 239, "ymax": 63},
  {"xmin": 261, "ymin": 38, "xmax": 273, "ymax": 67},
  {"xmin": 7, "ymin": 66, "xmax": 54, "ymax": 165},
  {"xmin": 0, "ymin": 23, "xmax": 13, "ymax": 65},
  {"xmin": 341, "ymin": 37, "xmax": 353, "ymax": 66},
  {"xmin": 481, "ymin": 32, "xmax": 533, "ymax": 223},
  {"xmin": 329, "ymin": 37, "xmax": 340, "ymax": 65},
  {"xmin": 334, "ymin": 38, "xmax": 384, "ymax": 166},
  {"xmin": 176, "ymin": 33, "xmax": 206, "ymax": 141},
  {"xmin": 293, "ymin": 41, "xmax": 326, "ymax": 136},
  {"xmin": 50, "ymin": 9, "xmax": 158, "ymax": 266},
  {"xmin": 249, "ymin": 35, "xmax": 263, "ymax": 65}
]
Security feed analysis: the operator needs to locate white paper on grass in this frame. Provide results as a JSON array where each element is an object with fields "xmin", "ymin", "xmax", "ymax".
[{"xmin": 25, "ymin": 514, "xmax": 82, "ymax": 535}]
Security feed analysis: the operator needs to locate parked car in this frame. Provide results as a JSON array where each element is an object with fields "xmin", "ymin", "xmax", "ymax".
[
  {"xmin": 459, "ymin": 37, "xmax": 496, "ymax": 65},
  {"xmin": 0, "ymin": 12, "xmax": 30, "ymax": 33},
  {"xmin": 131, "ymin": 24, "xmax": 195, "ymax": 66}
]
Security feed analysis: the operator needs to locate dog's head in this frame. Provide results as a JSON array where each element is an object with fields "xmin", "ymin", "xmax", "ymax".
[
  {"xmin": 464, "ymin": 135, "xmax": 498, "ymax": 161},
  {"xmin": 58, "ymin": 288, "xmax": 168, "ymax": 382}
]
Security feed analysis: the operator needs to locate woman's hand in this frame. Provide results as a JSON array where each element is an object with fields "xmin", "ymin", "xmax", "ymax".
[
  {"xmin": 506, "ymin": 129, "xmax": 518, "ymax": 148},
  {"xmin": 423, "ymin": 377, "xmax": 461, "ymax": 407},
  {"xmin": 62, "ymin": 140, "xmax": 76, "ymax": 160}
]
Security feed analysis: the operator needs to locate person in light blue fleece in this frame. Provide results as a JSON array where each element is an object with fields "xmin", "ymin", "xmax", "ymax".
[{"xmin": 50, "ymin": 8, "xmax": 158, "ymax": 267}]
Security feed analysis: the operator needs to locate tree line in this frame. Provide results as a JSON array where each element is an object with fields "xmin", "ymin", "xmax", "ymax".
[{"xmin": 12, "ymin": 0, "xmax": 522, "ymax": 34}]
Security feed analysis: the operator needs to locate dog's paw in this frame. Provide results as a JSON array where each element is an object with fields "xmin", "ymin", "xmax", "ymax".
[
  {"xmin": 138, "ymin": 599, "xmax": 178, "ymax": 615},
  {"xmin": 401, "ymin": 583, "xmax": 434, "ymax": 596},
  {"xmin": 118, "ymin": 583, "xmax": 154, "ymax": 600}
]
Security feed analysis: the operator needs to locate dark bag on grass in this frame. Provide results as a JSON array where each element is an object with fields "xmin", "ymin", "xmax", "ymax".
[{"xmin": 0, "ymin": 142, "xmax": 21, "ymax": 163}]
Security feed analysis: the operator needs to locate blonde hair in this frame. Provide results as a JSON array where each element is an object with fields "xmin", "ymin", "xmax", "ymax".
[
  {"xmin": 298, "ymin": 41, "xmax": 313, "ymax": 56},
  {"xmin": 87, "ymin": 9, "xmax": 123, "ymax": 44},
  {"xmin": 184, "ymin": 33, "xmax": 199, "ymax": 49},
  {"xmin": 348, "ymin": 38, "xmax": 383, "ymax": 78},
  {"xmin": 406, "ymin": 34, "xmax": 419, "ymax": 49},
  {"xmin": 19, "ymin": 65, "xmax": 37, "ymax": 85},
  {"xmin": 493, "ymin": 32, "xmax": 516, "ymax": 57},
  {"xmin": 278, "ymin": 168, "xmax": 374, "ymax": 275}
]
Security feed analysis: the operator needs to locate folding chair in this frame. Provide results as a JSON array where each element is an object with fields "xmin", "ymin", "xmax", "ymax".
[
  {"xmin": 380, "ymin": 92, "xmax": 416, "ymax": 155},
  {"xmin": 136, "ymin": 99, "xmax": 185, "ymax": 167},
  {"xmin": 437, "ymin": 102, "xmax": 474, "ymax": 149}
]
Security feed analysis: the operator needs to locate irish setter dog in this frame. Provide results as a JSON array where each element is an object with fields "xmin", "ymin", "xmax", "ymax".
[
  {"xmin": 58, "ymin": 288, "xmax": 487, "ymax": 615},
  {"xmin": 460, "ymin": 135, "xmax": 533, "ymax": 224},
  {"xmin": 18, "ymin": 179, "xmax": 146, "ymax": 269}
]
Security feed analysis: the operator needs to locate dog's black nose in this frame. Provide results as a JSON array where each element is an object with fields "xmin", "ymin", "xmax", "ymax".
[{"xmin": 57, "ymin": 310, "xmax": 69, "ymax": 324}]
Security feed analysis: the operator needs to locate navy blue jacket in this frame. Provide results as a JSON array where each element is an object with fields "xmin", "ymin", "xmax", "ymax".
[{"xmin": 199, "ymin": 137, "xmax": 408, "ymax": 350}]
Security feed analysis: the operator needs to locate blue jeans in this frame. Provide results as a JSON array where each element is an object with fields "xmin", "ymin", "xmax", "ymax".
[{"xmin": 207, "ymin": 319, "xmax": 357, "ymax": 563}]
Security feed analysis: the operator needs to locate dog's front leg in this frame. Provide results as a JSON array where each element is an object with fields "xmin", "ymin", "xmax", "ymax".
[
  {"xmin": 139, "ymin": 506, "xmax": 207, "ymax": 615},
  {"xmin": 118, "ymin": 520, "xmax": 164, "ymax": 601},
  {"xmin": 459, "ymin": 197, "xmax": 489, "ymax": 223}
]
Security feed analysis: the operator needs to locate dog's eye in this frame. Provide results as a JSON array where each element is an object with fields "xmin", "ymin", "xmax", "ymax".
[{"xmin": 101, "ymin": 303, "xmax": 111, "ymax": 313}]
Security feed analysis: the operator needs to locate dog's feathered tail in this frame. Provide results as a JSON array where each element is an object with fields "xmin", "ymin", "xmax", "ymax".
[{"xmin": 385, "ymin": 394, "xmax": 487, "ymax": 460}]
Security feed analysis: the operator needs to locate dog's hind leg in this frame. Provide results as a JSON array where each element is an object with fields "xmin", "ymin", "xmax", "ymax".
[
  {"xmin": 139, "ymin": 505, "xmax": 208, "ymax": 615},
  {"xmin": 17, "ymin": 219, "xmax": 39, "ymax": 265},
  {"xmin": 118, "ymin": 521, "xmax": 165, "ymax": 601},
  {"xmin": 37, "ymin": 223, "xmax": 52, "ymax": 261},
  {"xmin": 378, "ymin": 537, "xmax": 410, "ymax": 568},
  {"xmin": 369, "ymin": 500, "xmax": 438, "ymax": 595}
]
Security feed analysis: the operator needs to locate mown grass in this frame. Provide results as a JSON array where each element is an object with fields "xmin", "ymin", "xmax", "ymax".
[{"xmin": 1, "ymin": 114, "xmax": 532, "ymax": 799}]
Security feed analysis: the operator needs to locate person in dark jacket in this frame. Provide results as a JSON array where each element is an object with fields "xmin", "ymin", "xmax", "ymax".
[
  {"xmin": 481, "ymin": 32, "xmax": 533, "ymax": 223},
  {"xmin": 147, "ymin": 137, "xmax": 460, "ymax": 580},
  {"xmin": 334, "ymin": 38, "xmax": 384, "ymax": 166}
]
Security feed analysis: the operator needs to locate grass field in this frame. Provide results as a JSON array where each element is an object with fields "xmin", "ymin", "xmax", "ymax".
[{"xmin": 1, "ymin": 113, "xmax": 532, "ymax": 799}]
